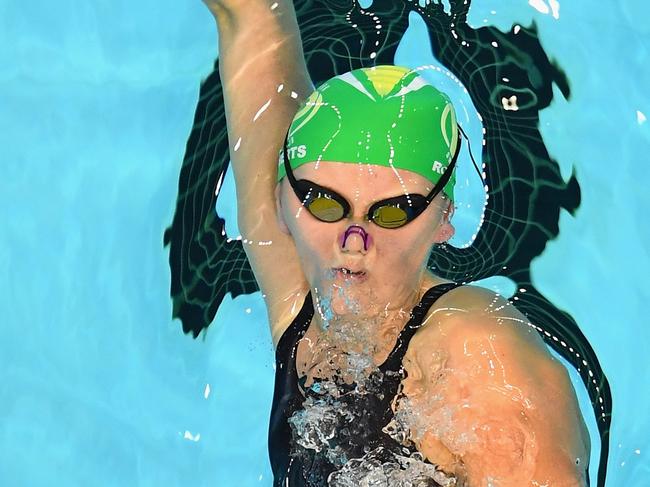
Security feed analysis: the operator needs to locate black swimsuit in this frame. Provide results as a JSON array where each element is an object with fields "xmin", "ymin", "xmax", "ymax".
[{"xmin": 268, "ymin": 282, "xmax": 462, "ymax": 486}]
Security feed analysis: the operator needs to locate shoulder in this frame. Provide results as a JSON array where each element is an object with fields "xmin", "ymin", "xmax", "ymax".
[
  {"xmin": 408, "ymin": 283, "xmax": 565, "ymax": 385},
  {"xmin": 402, "ymin": 284, "xmax": 590, "ymax": 483},
  {"xmin": 419, "ymin": 283, "xmax": 549, "ymax": 354}
]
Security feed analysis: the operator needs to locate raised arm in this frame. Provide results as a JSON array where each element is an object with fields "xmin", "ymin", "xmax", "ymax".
[{"xmin": 204, "ymin": 0, "xmax": 314, "ymax": 342}]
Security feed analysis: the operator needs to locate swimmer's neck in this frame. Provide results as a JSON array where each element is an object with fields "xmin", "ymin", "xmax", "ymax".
[{"xmin": 310, "ymin": 269, "xmax": 444, "ymax": 334}]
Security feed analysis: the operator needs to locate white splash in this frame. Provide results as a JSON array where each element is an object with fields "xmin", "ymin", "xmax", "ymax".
[
  {"xmin": 549, "ymin": 0, "xmax": 561, "ymax": 18},
  {"xmin": 214, "ymin": 170, "xmax": 225, "ymax": 196},
  {"xmin": 183, "ymin": 430, "xmax": 201, "ymax": 442},
  {"xmin": 529, "ymin": 0, "xmax": 550, "ymax": 14},
  {"xmin": 253, "ymin": 99, "xmax": 272, "ymax": 122},
  {"xmin": 637, "ymin": 110, "xmax": 647, "ymax": 124},
  {"xmin": 502, "ymin": 95, "xmax": 519, "ymax": 111},
  {"xmin": 204, "ymin": 383, "xmax": 211, "ymax": 399},
  {"xmin": 529, "ymin": 0, "xmax": 560, "ymax": 19}
]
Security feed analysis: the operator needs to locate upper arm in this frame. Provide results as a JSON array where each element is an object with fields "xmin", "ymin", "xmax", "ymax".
[
  {"xmin": 401, "ymin": 286, "xmax": 590, "ymax": 486},
  {"xmin": 215, "ymin": 1, "xmax": 315, "ymax": 337}
]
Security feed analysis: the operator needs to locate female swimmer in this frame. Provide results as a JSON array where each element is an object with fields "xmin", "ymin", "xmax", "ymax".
[{"xmin": 203, "ymin": 1, "xmax": 590, "ymax": 485}]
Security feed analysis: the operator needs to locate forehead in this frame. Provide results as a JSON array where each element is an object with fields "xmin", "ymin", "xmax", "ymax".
[{"xmin": 293, "ymin": 161, "xmax": 433, "ymax": 197}]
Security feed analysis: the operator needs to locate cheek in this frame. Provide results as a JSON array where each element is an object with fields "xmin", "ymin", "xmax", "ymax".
[
  {"xmin": 371, "ymin": 236, "xmax": 425, "ymax": 278},
  {"xmin": 376, "ymin": 223, "xmax": 435, "ymax": 263},
  {"xmin": 280, "ymin": 188, "xmax": 309, "ymax": 240},
  {"xmin": 283, "ymin": 203, "xmax": 332, "ymax": 263}
]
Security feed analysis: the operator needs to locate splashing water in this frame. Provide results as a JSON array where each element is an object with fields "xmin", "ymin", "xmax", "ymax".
[
  {"xmin": 288, "ymin": 389, "xmax": 353, "ymax": 467},
  {"xmin": 166, "ymin": 1, "xmax": 614, "ymax": 480},
  {"xmin": 288, "ymin": 285, "xmax": 464, "ymax": 485},
  {"xmin": 328, "ymin": 447, "xmax": 458, "ymax": 487},
  {"xmin": 289, "ymin": 378, "xmax": 461, "ymax": 486}
]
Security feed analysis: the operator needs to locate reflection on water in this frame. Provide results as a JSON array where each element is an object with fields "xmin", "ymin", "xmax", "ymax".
[{"xmin": 164, "ymin": 0, "xmax": 611, "ymax": 483}]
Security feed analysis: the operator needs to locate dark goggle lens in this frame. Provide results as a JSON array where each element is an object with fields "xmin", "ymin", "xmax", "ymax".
[
  {"xmin": 308, "ymin": 198, "xmax": 412, "ymax": 228},
  {"xmin": 371, "ymin": 205, "xmax": 409, "ymax": 229},
  {"xmin": 307, "ymin": 196, "xmax": 346, "ymax": 222}
]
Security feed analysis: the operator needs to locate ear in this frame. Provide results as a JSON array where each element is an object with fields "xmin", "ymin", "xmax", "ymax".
[
  {"xmin": 432, "ymin": 198, "xmax": 455, "ymax": 243},
  {"xmin": 275, "ymin": 180, "xmax": 291, "ymax": 236}
]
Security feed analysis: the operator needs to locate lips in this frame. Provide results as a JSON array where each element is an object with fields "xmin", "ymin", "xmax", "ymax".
[{"xmin": 332, "ymin": 267, "xmax": 368, "ymax": 282}]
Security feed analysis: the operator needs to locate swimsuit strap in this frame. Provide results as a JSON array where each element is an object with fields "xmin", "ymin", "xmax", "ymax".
[
  {"xmin": 275, "ymin": 292, "xmax": 314, "ymax": 366},
  {"xmin": 379, "ymin": 282, "xmax": 462, "ymax": 374},
  {"xmin": 276, "ymin": 282, "xmax": 462, "ymax": 377}
]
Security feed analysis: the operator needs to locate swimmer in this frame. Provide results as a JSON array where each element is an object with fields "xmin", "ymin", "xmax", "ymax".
[{"xmin": 203, "ymin": 0, "xmax": 590, "ymax": 485}]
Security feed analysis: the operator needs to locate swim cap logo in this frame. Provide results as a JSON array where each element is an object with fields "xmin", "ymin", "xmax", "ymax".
[
  {"xmin": 287, "ymin": 145, "xmax": 307, "ymax": 159},
  {"xmin": 432, "ymin": 161, "xmax": 446, "ymax": 175},
  {"xmin": 440, "ymin": 102, "xmax": 459, "ymax": 153},
  {"xmin": 289, "ymin": 92, "xmax": 324, "ymax": 137}
]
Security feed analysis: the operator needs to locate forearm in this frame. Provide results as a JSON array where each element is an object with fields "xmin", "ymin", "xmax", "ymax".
[
  {"xmin": 207, "ymin": 1, "xmax": 313, "ymax": 171},
  {"xmin": 200, "ymin": 0, "xmax": 313, "ymax": 304}
]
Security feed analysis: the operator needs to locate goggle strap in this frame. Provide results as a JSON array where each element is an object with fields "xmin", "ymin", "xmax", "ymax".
[
  {"xmin": 424, "ymin": 127, "xmax": 462, "ymax": 204},
  {"xmin": 457, "ymin": 124, "xmax": 483, "ymax": 184}
]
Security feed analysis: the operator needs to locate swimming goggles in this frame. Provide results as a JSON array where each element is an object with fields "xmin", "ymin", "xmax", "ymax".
[{"xmin": 282, "ymin": 125, "xmax": 480, "ymax": 229}]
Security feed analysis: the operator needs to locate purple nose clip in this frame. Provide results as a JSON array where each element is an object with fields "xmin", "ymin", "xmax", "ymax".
[{"xmin": 341, "ymin": 225, "xmax": 371, "ymax": 251}]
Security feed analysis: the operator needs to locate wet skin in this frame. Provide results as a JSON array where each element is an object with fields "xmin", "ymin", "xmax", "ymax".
[
  {"xmin": 204, "ymin": 1, "xmax": 591, "ymax": 483},
  {"xmin": 275, "ymin": 160, "xmax": 589, "ymax": 486},
  {"xmin": 275, "ymin": 160, "xmax": 455, "ymax": 324}
]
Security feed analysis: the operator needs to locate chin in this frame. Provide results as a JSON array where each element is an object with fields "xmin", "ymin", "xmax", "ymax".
[
  {"xmin": 329, "ymin": 295, "xmax": 361, "ymax": 316},
  {"xmin": 318, "ymin": 281, "xmax": 378, "ymax": 318}
]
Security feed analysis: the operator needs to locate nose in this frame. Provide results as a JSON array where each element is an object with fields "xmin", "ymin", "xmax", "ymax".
[{"xmin": 340, "ymin": 225, "xmax": 373, "ymax": 253}]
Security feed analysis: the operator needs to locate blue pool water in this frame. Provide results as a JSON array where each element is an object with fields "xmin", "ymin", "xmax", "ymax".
[{"xmin": 1, "ymin": 0, "xmax": 648, "ymax": 485}]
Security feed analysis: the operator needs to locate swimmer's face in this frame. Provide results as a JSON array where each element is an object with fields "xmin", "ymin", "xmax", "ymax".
[{"xmin": 276, "ymin": 161, "xmax": 455, "ymax": 317}]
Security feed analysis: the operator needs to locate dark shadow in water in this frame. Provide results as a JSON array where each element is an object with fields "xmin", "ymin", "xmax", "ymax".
[{"xmin": 163, "ymin": 0, "xmax": 610, "ymax": 483}]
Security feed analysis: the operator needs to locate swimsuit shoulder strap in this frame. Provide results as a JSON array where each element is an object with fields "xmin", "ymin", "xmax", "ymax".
[
  {"xmin": 379, "ymin": 282, "xmax": 462, "ymax": 373},
  {"xmin": 276, "ymin": 282, "xmax": 461, "ymax": 370},
  {"xmin": 275, "ymin": 291, "xmax": 314, "ymax": 359}
]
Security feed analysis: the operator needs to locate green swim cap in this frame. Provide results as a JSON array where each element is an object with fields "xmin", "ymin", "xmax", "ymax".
[{"xmin": 278, "ymin": 65, "xmax": 459, "ymax": 200}]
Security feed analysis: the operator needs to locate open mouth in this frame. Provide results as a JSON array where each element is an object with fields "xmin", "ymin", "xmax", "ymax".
[{"xmin": 333, "ymin": 267, "xmax": 368, "ymax": 281}]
